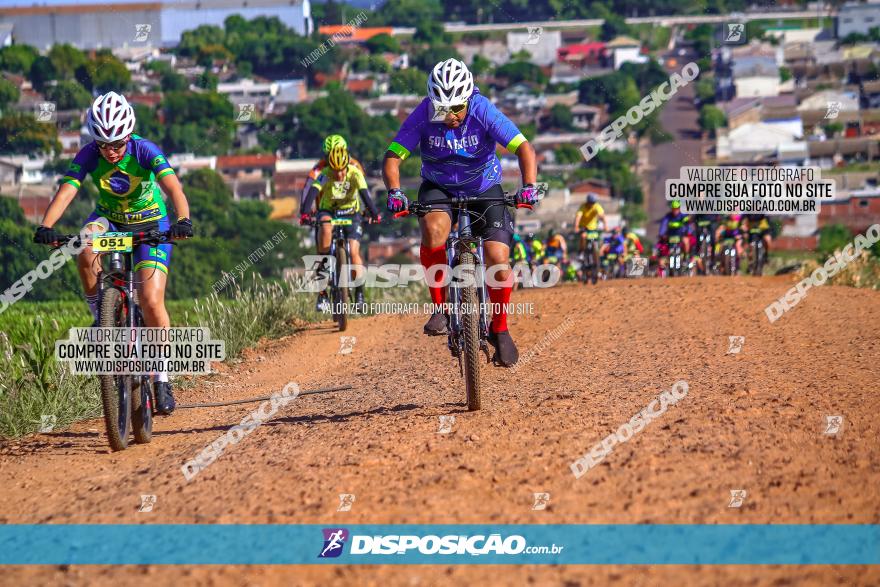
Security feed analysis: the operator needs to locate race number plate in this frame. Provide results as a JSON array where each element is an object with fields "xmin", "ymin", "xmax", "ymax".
[
  {"xmin": 668, "ymin": 235, "xmax": 682, "ymax": 244},
  {"xmin": 331, "ymin": 218, "xmax": 353, "ymax": 226},
  {"xmin": 93, "ymin": 232, "xmax": 133, "ymax": 253}
]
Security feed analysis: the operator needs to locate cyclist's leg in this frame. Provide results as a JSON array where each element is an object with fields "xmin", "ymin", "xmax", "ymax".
[
  {"xmin": 78, "ymin": 214, "xmax": 112, "ymax": 321},
  {"xmin": 316, "ymin": 210, "xmax": 333, "ymax": 254},
  {"xmin": 418, "ymin": 182, "xmax": 453, "ymax": 308},
  {"xmin": 133, "ymin": 220, "xmax": 175, "ymax": 413},
  {"xmin": 133, "ymin": 218, "xmax": 173, "ymax": 328},
  {"xmin": 469, "ymin": 185, "xmax": 518, "ymax": 365},
  {"xmin": 343, "ymin": 214, "xmax": 367, "ymax": 303}
]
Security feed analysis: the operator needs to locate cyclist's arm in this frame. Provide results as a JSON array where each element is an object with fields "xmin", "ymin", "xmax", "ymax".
[
  {"xmin": 302, "ymin": 184, "xmax": 320, "ymax": 215},
  {"xmin": 383, "ymin": 151, "xmax": 403, "ymax": 190},
  {"xmin": 574, "ymin": 210, "xmax": 583, "ymax": 228},
  {"xmin": 659, "ymin": 217, "xmax": 669, "ymax": 238},
  {"xmin": 358, "ymin": 188, "xmax": 379, "ymax": 219},
  {"xmin": 158, "ymin": 173, "xmax": 190, "ymax": 220},
  {"xmin": 515, "ymin": 140, "xmax": 537, "ymax": 185},
  {"xmin": 599, "ymin": 213, "xmax": 607, "ymax": 231},
  {"xmin": 38, "ymin": 182, "xmax": 78, "ymax": 228}
]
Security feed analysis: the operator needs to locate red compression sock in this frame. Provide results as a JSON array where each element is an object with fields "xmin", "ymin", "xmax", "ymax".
[
  {"xmin": 420, "ymin": 244, "xmax": 448, "ymax": 306},
  {"xmin": 488, "ymin": 275, "xmax": 513, "ymax": 333}
]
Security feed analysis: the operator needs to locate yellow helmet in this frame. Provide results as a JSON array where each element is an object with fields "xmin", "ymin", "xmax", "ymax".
[
  {"xmin": 323, "ymin": 134, "xmax": 347, "ymax": 154},
  {"xmin": 327, "ymin": 145, "xmax": 349, "ymax": 170}
]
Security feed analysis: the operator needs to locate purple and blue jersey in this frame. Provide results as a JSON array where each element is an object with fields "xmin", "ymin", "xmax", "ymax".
[{"xmin": 387, "ymin": 88, "xmax": 527, "ymax": 198}]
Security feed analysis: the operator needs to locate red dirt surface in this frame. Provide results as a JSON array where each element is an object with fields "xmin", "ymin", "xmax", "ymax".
[{"xmin": 1, "ymin": 277, "xmax": 878, "ymax": 585}]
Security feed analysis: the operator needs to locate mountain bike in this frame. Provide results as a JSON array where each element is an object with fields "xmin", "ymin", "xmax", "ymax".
[
  {"xmin": 396, "ymin": 193, "xmax": 519, "ymax": 411},
  {"xmin": 578, "ymin": 229, "xmax": 600, "ymax": 285},
  {"xmin": 666, "ymin": 234, "xmax": 686, "ymax": 277},
  {"xmin": 317, "ymin": 215, "xmax": 356, "ymax": 332},
  {"xmin": 49, "ymin": 229, "xmax": 177, "ymax": 451},
  {"xmin": 748, "ymin": 231, "xmax": 767, "ymax": 276},
  {"xmin": 720, "ymin": 237, "xmax": 740, "ymax": 276},
  {"xmin": 695, "ymin": 222, "xmax": 715, "ymax": 275}
]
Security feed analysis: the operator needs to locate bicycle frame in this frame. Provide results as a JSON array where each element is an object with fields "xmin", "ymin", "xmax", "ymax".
[{"xmin": 446, "ymin": 202, "xmax": 490, "ymax": 355}]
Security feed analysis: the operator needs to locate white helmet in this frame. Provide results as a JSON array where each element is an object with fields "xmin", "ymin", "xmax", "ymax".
[
  {"xmin": 87, "ymin": 92, "xmax": 135, "ymax": 142},
  {"xmin": 427, "ymin": 58, "xmax": 474, "ymax": 108}
]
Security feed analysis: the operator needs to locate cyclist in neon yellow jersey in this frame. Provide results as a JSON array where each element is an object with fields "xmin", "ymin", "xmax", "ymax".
[{"xmin": 34, "ymin": 92, "xmax": 193, "ymax": 415}]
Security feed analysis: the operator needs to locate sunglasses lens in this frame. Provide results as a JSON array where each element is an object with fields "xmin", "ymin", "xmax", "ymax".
[{"xmin": 450, "ymin": 103, "xmax": 466, "ymax": 114}]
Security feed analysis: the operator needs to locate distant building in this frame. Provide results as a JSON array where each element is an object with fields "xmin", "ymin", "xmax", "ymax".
[
  {"xmin": 606, "ymin": 36, "xmax": 647, "ymax": 70},
  {"xmin": 0, "ymin": 0, "xmax": 312, "ymax": 51},
  {"xmin": 732, "ymin": 55, "xmax": 780, "ymax": 98},
  {"xmin": 317, "ymin": 25, "xmax": 391, "ymax": 44},
  {"xmin": 836, "ymin": 1, "xmax": 880, "ymax": 39},
  {"xmin": 506, "ymin": 30, "xmax": 562, "ymax": 67}
]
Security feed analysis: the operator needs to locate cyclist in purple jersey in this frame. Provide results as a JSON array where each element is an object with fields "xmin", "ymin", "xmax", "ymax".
[{"xmin": 383, "ymin": 59, "xmax": 538, "ymax": 367}]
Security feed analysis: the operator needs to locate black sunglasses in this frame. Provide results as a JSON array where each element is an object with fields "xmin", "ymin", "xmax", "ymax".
[{"xmin": 97, "ymin": 139, "xmax": 128, "ymax": 151}]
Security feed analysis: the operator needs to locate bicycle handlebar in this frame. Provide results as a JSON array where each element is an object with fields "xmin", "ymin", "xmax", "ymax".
[
  {"xmin": 48, "ymin": 229, "xmax": 179, "ymax": 249},
  {"xmin": 393, "ymin": 193, "xmax": 519, "ymax": 219}
]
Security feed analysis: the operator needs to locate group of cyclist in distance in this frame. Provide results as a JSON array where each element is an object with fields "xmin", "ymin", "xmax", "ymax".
[
  {"xmin": 27, "ymin": 56, "xmax": 767, "ymax": 415},
  {"xmin": 509, "ymin": 193, "xmax": 773, "ymax": 281}
]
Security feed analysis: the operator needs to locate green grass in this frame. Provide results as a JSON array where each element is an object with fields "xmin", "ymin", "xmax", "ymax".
[{"xmin": 0, "ymin": 276, "xmax": 426, "ymax": 439}]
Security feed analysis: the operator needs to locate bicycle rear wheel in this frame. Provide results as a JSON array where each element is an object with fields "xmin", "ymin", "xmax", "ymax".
[
  {"xmin": 333, "ymin": 244, "xmax": 349, "ymax": 332},
  {"xmin": 131, "ymin": 307, "xmax": 152, "ymax": 444},
  {"xmin": 99, "ymin": 287, "xmax": 132, "ymax": 451},
  {"xmin": 458, "ymin": 251, "xmax": 481, "ymax": 412}
]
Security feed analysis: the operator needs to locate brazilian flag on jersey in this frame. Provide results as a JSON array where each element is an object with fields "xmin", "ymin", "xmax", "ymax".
[{"xmin": 62, "ymin": 134, "xmax": 175, "ymax": 225}]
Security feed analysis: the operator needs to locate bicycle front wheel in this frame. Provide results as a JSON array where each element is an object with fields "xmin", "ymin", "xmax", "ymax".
[
  {"xmin": 457, "ymin": 251, "xmax": 481, "ymax": 412},
  {"xmin": 333, "ymin": 243, "xmax": 349, "ymax": 332},
  {"xmin": 99, "ymin": 287, "xmax": 132, "ymax": 451}
]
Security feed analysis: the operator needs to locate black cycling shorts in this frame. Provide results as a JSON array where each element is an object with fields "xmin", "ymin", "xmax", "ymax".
[
  {"xmin": 417, "ymin": 181, "xmax": 514, "ymax": 246},
  {"xmin": 316, "ymin": 210, "xmax": 363, "ymax": 240}
]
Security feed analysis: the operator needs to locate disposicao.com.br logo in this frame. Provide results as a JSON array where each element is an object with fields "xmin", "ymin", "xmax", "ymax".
[{"xmin": 318, "ymin": 529, "xmax": 563, "ymax": 558}]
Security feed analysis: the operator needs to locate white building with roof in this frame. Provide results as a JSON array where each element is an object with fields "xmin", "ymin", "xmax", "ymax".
[
  {"xmin": 717, "ymin": 120, "xmax": 806, "ymax": 163},
  {"xmin": 506, "ymin": 30, "xmax": 562, "ymax": 66}
]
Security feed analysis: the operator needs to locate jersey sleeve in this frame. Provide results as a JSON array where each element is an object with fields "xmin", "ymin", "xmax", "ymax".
[
  {"xmin": 351, "ymin": 166, "xmax": 368, "ymax": 191},
  {"xmin": 387, "ymin": 99, "xmax": 430, "ymax": 161},
  {"xmin": 309, "ymin": 159, "xmax": 326, "ymax": 181},
  {"xmin": 473, "ymin": 96, "xmax": 527, "ymax": 153},
  {"xmin": 134, "ymin": 138, "xmax": 175, "ymax": 179},
  {"xmin": 61, "ymin": 146, "xmax": 98, "ymax": 189},
  {"xmin": 596, "ymin": 203, "xmax": 605, "ymax": 215}
]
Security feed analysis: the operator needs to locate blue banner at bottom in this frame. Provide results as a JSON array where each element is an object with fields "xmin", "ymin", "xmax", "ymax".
[{"xmin": 1, "ymin": 524, "xmax": 878, "ymax": 565}]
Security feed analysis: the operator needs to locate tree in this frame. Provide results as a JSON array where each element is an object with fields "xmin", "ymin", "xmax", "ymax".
[
  {"xmin": 373, "ymin": 0, "xmax": 442, "ymax": 27},
  {"xmin": 0, "ymin": 77, "xmax": 20, "ymax": 110},
  {"xmin": 695, "ymin": 78, "xmax": 715, "ymax": 104},
  {"xmin": 284, "ymin": 87, "xmax": 399, "ymax": 170},
  {"xmin": 413, "ymin": 45, "xmax": 461, "ymax": 70},
  {"xmin": 823, "ymin": 122, "xmax": 844, "ymax": 137},
  {"xmin": 0, "ymin": 45, "xmax": 39, "ymax": 75},
  {"xmin": 470, "ymin": 54, "xmax": 493, "ymax": 77},
  {"xmin": 553, "ymin": 144, "xmax": 582, "ymax": 164},
  {"xmin": 28, "ymin": 56, "xmax": 57, "ymax": 93},
  {"xmin": 195, "ymin": 71, "xmax": 219, "ymax": 91},
  {"xmin": 818, "ymin": 224, "xmax": 854, "ymax": 257},
  {"xmin": 698, "ymin": 105, "xmax": 726, "ymax": 136},
  {"xmin": 0, "ymin": 112, "xmax": 60, "ymax": 155},
  {"xmin": 161, "ymin": 91, "xmax": 234, "ymax": 155},
  {"xmin": 779, "ymin": 66, "xmax": 792, "ymax": 83},
  {"xmin": 43, "ymin": 80, "xmax": 92, "ymax": 110},
  {"xmin": 132, "ymin": 103, "xmax": 165, "ymax": 144},
  {"xmin": 365, "ymin": 33, "xmax": 400, "ymax": 54},
  {"xmin": 389, "ymin": 68, "xmax": 428, "ymax": 94},
  {"xmin": 76, "ymin": 51, "xmax": 131, "ymax": 93},
  {"xmin": 48, "ymin": 44, "xmax": 88, "ymax": 81},
  {"xmin": 161, "ymin": 69, "xmax": 189, "ymax": 92},
  {"xmin": 547, "ymin": 104, "xmax": 574, "ymax": 131},
  {"xmin": 495, "ymin": 61, "xmax": 547, "ymax": 85}
]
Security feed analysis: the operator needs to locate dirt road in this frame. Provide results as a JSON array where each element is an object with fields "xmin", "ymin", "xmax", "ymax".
[{"xmin": 2, "ymin": 277, "xmax": 879, "ymax": 585}]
